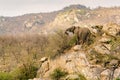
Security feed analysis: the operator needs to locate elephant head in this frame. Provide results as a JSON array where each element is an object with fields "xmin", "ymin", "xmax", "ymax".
[
  {"xmin": 65, "ymin": 26, "xmax": 91, "ymax": 45},
  {"xmin": 65, "ymin": 26, "xmax": 76, "ymax": 35}
]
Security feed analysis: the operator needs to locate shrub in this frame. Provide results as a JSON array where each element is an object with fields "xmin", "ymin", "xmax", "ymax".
[
  {"xmin": 0, "ymin": 72, "xmax": 13, "ymax": 80},
  {"xmin": 68, "ymin": 35, "xmax": 77, "ymax": 46},
  {"xmin": 50, "ymin": 68, "xmax": 68, "ymax": 80},
  {"xmin": 45, "ymin": 30, "xmax": 74, "ymax": 59},
  {"xmin": 116, "ymin": 78, "xmax": 120, "ymax": 80},
  {"xmin": 78, "ymin": 74, "xmax": 87, "ymax": 80},
  {"xmin": 87, "ymin": 49, "xmax": 120, "ymax": 67},
  {"xmin": 110, "ymin": 36, "xmax": 120, "ymax": 50},
  {"xmin": 11, "ymin": 63, "xmax": 38, "ymax": 80}
]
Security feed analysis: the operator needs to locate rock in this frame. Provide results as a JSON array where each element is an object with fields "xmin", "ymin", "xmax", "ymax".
[
  {"xmin": 99, "ymin": 37, "xmax": 111, "ymax": 43},
  {"xmin": 24, "ymin": 22, "xmax": 33, "ymax": 28},
  {"xmin": 112, "ymin": 45, "xmax": 120, "ymax": 54},
  {"xmin": 73, "ymin": 45, "xmax": 82, "ymax": 51},
  {"xmin": 29, "ymin": 78, "xmax": 49, "ymax": 80},
  {"xmin": 114, "ymin": 67, "xmax": 120, "ymax": 79},
  {"xmin": 89, "ymin": 66, "xmax": 104, "ymax": 79},
  {"xmin": 36, "ymin": 49, "xmax": 119, "ymax": 80},
  {"xmin": 100, "ymin": 67, "xmax": 120, "ymax": 80},
  {"xmin": 40, "ymin": 57, "xmax": 48, "ymax": 63},
  {"xmin": 33, "ymin": 78, "xmax": 39, "ymax": 80},
  {"xmin": 39, "ymin": 51, "xmax": 98, "ymax": 80},
  {"xmin": 33, "ymin": 78, "xmax": 43, "ymax": 80},
  {"xmin": 103, "ymin": 23, "xmax": 120, "ymax": 36},
  {"xmin": 91, "ymin": 25, "xmax": 103, "ymax": 36},
  {"xmin": 66, "ymin": 74, "xmax": 80, "ymax": 80},
  {"xmin": 94, "ymin": 44, "xmax": 111, "ymax": 54},
  {"xmin": 37, "ymin": 57, "xmax": 49, "ymax": 78},
  {"xmin": 109, "ymin": 59, "xmax": 119, "ymax": 67},
  {"xmin": 100, "ymin": 69, "xmax": 111, "ymax": 80},
  {"xmin": 103, "ymin": 44, "xmax": 111, "ymax": 51}
]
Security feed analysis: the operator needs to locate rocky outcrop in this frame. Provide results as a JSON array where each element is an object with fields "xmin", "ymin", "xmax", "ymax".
[
  {"xmin": 37, "ymin": 51, "xmax": 94, "ymax": 79},
  {"xmin": 103, "ymin": 23, "xmax": 120, "ymax": 36},
  {"xmin": 37, "ymin": 57, "xmax": 49, "ymax": 78},
  {"xmin": 38, "ymin": 28, "xmax": 120, "ymax": 80},
  {"xmin": 36, "ymin": 43, "xmax": 120, "ymax": 80},
  {"xmin": 24, "ymin": 16, "xmax": 44, "ymax": 28}
]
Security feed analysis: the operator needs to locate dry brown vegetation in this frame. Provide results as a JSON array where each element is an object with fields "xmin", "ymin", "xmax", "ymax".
[
  {"xmin": 0, "ymin": 30, "xmax": 75, "ymax": 73},
  {"xmin": 0, "ymin": 30, "xmax": 74, "ymax": 80}
]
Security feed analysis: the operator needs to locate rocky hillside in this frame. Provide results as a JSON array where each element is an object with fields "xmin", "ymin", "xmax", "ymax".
[
  {"xmin": 0, "ymin": 4, "xmax": 120, "ymax": 80},
  {"xmin": 0, "ymin": 4, "xmax": 89, "ymax": 35},
  {"xmin": 32, "ymin": 24, "xmax": 120, "ymax": 80},
  {"xmin": 0, "ymin": 5, "xmax": 120, "ymax": 35},
  {"xmin": 50, "ymin": 7, "xmax": 120, "ymax": 30},
  {"xmin": 0, "ymin": 23, "xmax": 120, "ymax": 80},
  {"xmin": 0, "ymin": 12, "xmax": 57, "ymax": 35}
]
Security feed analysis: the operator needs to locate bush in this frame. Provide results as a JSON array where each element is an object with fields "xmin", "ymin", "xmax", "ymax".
[
  {"xmin": 87, "ymin": 49, "xmax": 120, "ymax": 67},
  {"xmin": 68, "ymin": 35, "xmax": 77, "ymax": 46},
  {"xmin": 50, "ymin": 68, "xmax": 68, "ymax": 80},
  {"xmin": 78, "ymin": 74, "xmax": 87, "ymax": 80},
  {"xmin": 110, "ymin": 36, "xmax": 120, "ymax": 50},
  {"xmin": 45, "ymin": 30, "xmax": 74, "ymax": 59},
  {"xmin": 116, "ymin": 78, "xmax": 120, "ymax": 80},
  {"xmin": 11, "ymin": 63, "xmax": 38, "ymax": 80},
  {"xmin": 0, "ymin": 72, "xmax": 13, "ymax": 80}
]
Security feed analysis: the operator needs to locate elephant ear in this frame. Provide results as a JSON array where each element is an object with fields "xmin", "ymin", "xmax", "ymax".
[
  {"xmin": 65, "ymin": 26, "xmax": 76, "ymax": 34},
  {"xmin": 71, "ymin": 26, "xmax": 76, "ymax": 33}
]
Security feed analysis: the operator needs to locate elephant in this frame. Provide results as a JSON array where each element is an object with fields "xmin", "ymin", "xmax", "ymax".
[{"xmin": 65, "ymin": 26, "xmax": 91, "ymax": 45}]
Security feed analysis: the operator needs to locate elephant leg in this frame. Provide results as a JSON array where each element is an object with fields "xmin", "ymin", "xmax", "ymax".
[
  {"xmin": 79, "ymin": 40, "xmax": 83, "ymax": 45},
  {"xmin": 86, "ymin": 33, "xmax": 90, "ymax": 45},
  {"xmin": 76, "ymin": 36, "xmax": 79, "ymax": 45},
  {"xmin": 75, "ymin": 37, "xmax": 78, "ymax": 45},
  {"xmin": 83, "ymin": 33, "xmax": 89, "ymax": 45}
]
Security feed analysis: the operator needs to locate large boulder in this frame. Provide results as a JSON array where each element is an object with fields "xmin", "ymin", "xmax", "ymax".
[
  {"xmin": 72, "ymin": 45, "xmax": 82, "ymax": 51},
  {"xmin": 94, "ymin": 43, "xmax": 111, "ymax": 54},
  {"xmin": 37, "ymin": 57, "xmax": 49, "ymax": 78},
  {"xmin": 100, "ymin": 69, "xmax": 111, "ymax": 80},
  {"xmin": 103, "ymin": 23, "xmax": 120, "ymax": 36},
  {"xmin": 114, "ymin": 67, "xmax": 120, "ymax": 79},
  {"xmin": 40, "ymin": 57, "xmax": 48, "ymax": 63},
  {"xmin": 37, "ymin": 51, "xmax": 105, "ymax": 80},
  {"xmin": 99, "ymin": 37, "xmax": 111, "ymax": 44}
]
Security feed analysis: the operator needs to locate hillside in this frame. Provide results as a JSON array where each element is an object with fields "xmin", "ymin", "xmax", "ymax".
[
  {"xmin": 0, "ymin": 4, "xmax": 120, "ymax": 80},
  {"xmin": 49, "ymin": 7, "xmax": 120, "ymax": 30},
  {"xmin": 1, "ymin": 5, "xmax": 120, "ymax": 35},
  {"xmin": 0, "ymin": 23, "xmax": 120, "ymax": 80},
  {"xmin": 0, "ymin": 12, "xmax": 57, "ymax": 35},
  {"xmin": 0, "ymin": 4, "xmax": 89, "ymax": 35}
]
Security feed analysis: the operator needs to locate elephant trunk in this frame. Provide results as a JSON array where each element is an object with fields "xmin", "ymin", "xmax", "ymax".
[{"xmin": 65, "ymin": 30, "xmax": 69, "ymax": 35}]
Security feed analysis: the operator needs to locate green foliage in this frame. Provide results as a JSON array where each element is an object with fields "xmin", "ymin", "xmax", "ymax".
[
  {"xmin": 110, "ymin": 36, "xmax": 120, "ymax": 50},
  {"xmin": 0, "ymin": 72, "xmax": 13, "ymax": 80},
  {"xmin": 11, "ymin": 63, "xmax": 38, "ymax": 80},
  {"xmin": 45, "ymin": 30, "xmax": 73, "ymax": 59},
  {"xmin": 0, "ymin": 34, "xmax": 48, "ymax": 71},
  {"xmin": 50, "ymin": 68, "xmax": 68, "ymax": 80},
  {"xmin": 116, "ymin": 78, "xmax": 120, "ymax": 80},
  {"xmin": 87, "ymin": 49, "xmax": 119, "ymax": 65},
  {"xmin": 78, "ymin": 74, "xmax": 87, "ymax": 80},
  {"xmin": 68, "ymin": 35, "xmax": 77, "ymax": 46}
]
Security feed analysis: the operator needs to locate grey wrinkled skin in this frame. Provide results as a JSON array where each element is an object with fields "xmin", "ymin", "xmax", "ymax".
[{"xmin": 65, "ymin": 26, "xmax": 91, "ymax": 45}]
